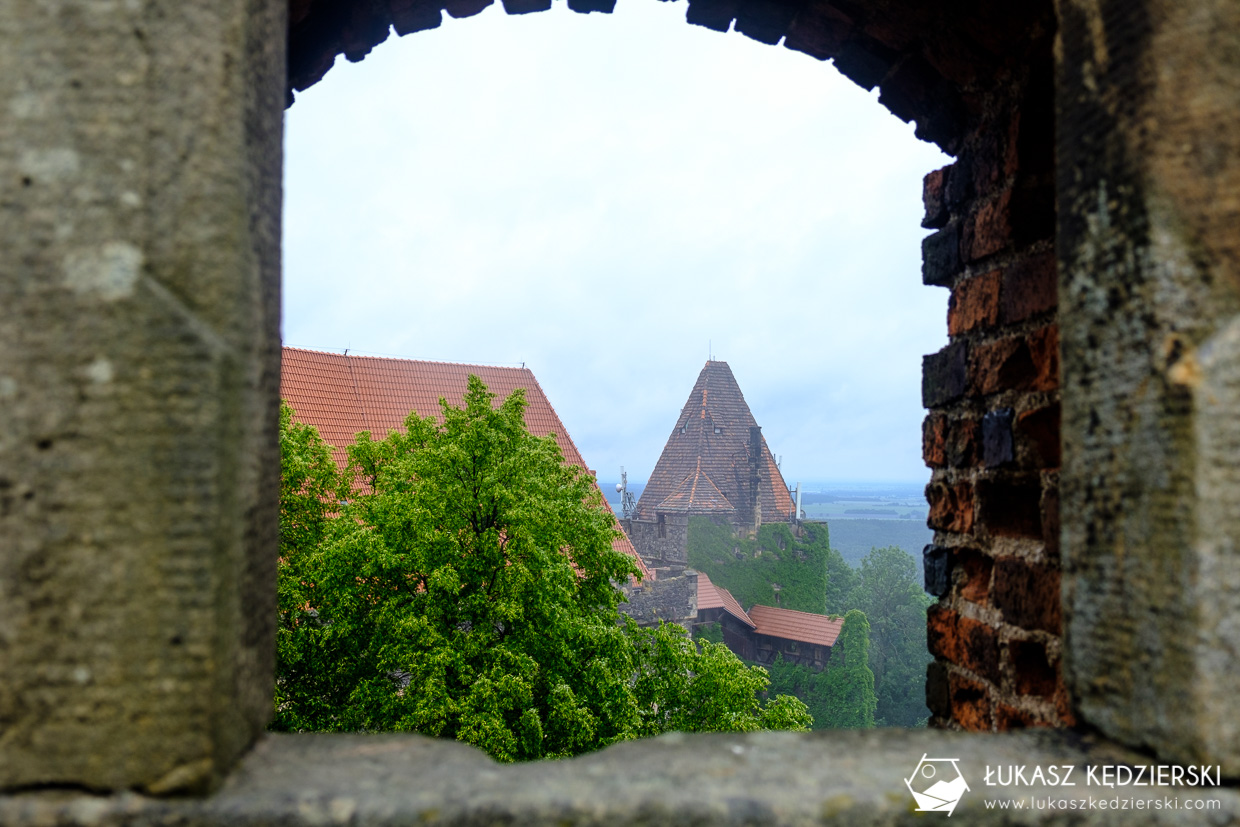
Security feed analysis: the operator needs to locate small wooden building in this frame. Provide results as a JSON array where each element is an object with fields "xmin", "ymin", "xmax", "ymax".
[{"xmin": 695, "ymin": 573, "xmax": 843, "ymax": 671}]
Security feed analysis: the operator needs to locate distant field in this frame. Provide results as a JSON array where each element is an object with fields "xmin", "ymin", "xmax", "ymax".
[
  {"xmin": 800, "ymin": 499, "xmax": 927, "ymax": 522},
  {"xmin": 823, "ymin": 519, "xmax": 934, "ymax": 567}
]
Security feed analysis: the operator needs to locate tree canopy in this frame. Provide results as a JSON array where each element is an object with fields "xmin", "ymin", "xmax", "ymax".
[
  {"xmin": 843, "ymin": 546, "xmax": 932, "ymax": 727},
  {"xmin": 273, "ymin": 378, "xmax": 809, "ymax": 759},
  {"xmin": 762, "ymin": 609, "xmax": 878, "ymax": 730}
]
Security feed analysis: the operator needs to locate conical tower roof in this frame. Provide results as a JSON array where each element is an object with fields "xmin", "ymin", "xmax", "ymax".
[{"xmin": 635, "ymin": 361, "xmax": 793, "ymax": 524}]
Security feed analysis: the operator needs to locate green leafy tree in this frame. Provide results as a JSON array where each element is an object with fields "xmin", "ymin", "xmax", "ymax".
[
  {"xmin": 273, "ymin": 379, "xmax": 809, "ymax": 759},
  {"xmin": 846, "ymin": 546, "xmax": 931, "ymax": 727},
  {"xmin": 819, "ymin": 609, "xmax": 877, "ymax": 728},
  {"xmin": 630, "ymin": 622, "xmax": 810, "ymax": 735},
  {"xmin": 275, "ymin": 402, "xmax": 345, "ymax": 727},
  {"xmin": 824, "ymin": 545, "xmax": 858, "ymax": 615},
  {"xmin": 764, "ymin": 656, "xmax": 831, "ymax": 730}
]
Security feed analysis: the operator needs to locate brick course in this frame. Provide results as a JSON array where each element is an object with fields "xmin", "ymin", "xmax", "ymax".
[
  {"xmin": 947, "ymin": 269, "xmax": 1001, "ymax": 335},
  {"xmin": 917, "ymin": 12, "xmax": 1063, "ymax": 731}
]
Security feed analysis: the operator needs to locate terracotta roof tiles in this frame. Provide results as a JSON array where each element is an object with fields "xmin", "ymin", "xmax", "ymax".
[
  {"xmin": 696, "ymin": 572, "xmax": 756, "ymax": 629},
  {"xmin": 657, "ymin": 459, "xmax": 736, "ymax": 513},
  {"xmin": 280, "ymin": 347, "xmax": 648, "ymax": 578},
  {"xmin": 747, "ymin": 604, "xmax": 843, "ymax": 648},
  {"xmin": 636, "ymin": 361, "xmax": 794, "ymax": 523}
]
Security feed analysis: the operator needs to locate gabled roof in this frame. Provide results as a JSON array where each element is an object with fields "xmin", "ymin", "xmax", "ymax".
[
  {"xmin": 282, "ymin": 347, "xmax": 585, "ymax": 468},
  {"xmin": 280, "ymin": 346, "xmax": 648, "ymax": 579},
  {"xmin": 695, "ymin": 572, "xmax": 755, "ymax": 629},
  {"xmin": 635, "ymin": 361, "xmax": 793, "ymax": 523},
  {"xmin": 657, "ymin": 459, "xmax": 736, "ymax": 513},
  {"xmin": 747, "ymin": 605, "xmax": 844, "ymax": 648}
]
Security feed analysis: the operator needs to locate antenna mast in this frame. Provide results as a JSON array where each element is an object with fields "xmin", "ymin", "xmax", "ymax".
[{"xmin": 617, "ymin": 466, "xmax": 636, "ymax": 519}]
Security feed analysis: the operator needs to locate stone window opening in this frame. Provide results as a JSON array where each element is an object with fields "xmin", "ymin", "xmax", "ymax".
[{"xmin": 5, "ymin": 0, "xmax": 1240, "ymax": 821}]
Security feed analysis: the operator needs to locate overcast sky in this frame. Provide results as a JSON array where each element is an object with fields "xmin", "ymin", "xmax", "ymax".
[{"xmin": 282, "ymin": 0, "xmax": 950, "ymax": 486}]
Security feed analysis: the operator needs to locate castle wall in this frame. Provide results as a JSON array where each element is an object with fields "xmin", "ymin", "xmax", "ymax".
[
  {"xmin": 620, "ymin": 570, "xmax": 698, "ymax": 628},
  {"xmin": 621, "ymin": 515, "xmax": 688, "ymax": 571},
  {"xmin": 916, "ymin": 8, "xmax": 1066, "ymax": 731}
]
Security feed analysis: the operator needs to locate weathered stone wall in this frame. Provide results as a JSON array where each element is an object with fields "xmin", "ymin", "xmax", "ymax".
[
  {"xmin": 0, "ymin": 0, "xmax": 286, "ymax": 794},
  {"xmin": 918, "ymin": 15, "xmax": 1068, "ymax": 731},
  {"xmin": 622, "ymin": 515, "xmax": 689, "ymax": 570},
  {"xmin": 5, "ymin": 730, "xmax": 1239, "ymax": 826},
  {"xmin": 1057, "ymin": 0, "xmax": 1240, "ymax": 774},
  {"xmin": 620, "ymin": 570, "xmax": 698, "ymax": 627},
  {"xmin": 4, "ymin": 0, "xmax": 1239, "ymax": 808}
]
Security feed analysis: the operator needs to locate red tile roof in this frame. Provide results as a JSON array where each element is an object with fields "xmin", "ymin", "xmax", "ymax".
[
  {"xmin": 280, "ymin": 346, "xmax": 648, "ymax": 579},
  {"xmin": 696, "ymin": 572, "xmax": 755, "ymax": 629},
  {"xmin": 636, "ymin": 361, "xmax": 794, "ymax": 523},
  {"xmin": 657, "ymin": 459, "xmax": 736, "ymax": 513},
  {"xmin": 747, "ymin": 604, "xmax": 844, "ymax": 648}
]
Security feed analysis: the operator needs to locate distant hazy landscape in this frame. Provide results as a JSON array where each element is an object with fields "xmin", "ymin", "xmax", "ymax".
[
  {"xmin": 602, "ymin": 480, "xmax": 932, "ymax": 568},
  {"xmin": 821, "ymin": 519, "xmax": 932, "ymax": 566}
]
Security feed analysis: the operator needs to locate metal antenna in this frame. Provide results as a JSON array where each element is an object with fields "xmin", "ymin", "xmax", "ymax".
[{"xmin": 618, "ymin": 466, "xmax": 636, "ymax": 519}]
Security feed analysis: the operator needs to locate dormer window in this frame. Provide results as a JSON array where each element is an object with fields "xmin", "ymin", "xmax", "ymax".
[{"xmin": 713, "ymin": 427, "xmax": 722, "ymax": 434}]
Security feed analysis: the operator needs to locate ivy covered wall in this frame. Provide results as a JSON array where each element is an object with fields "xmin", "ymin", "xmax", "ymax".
[{"xmin": 686, "ymin": 518, "xmax": 829, "ymax": 614}]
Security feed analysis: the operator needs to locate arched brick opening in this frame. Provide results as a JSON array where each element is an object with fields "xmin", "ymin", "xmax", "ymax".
[{"xmin": 283, "ymin": 0, "xmax": 1065, "ymax": 732}]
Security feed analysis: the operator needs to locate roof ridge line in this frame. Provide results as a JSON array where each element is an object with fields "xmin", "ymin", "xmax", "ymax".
[
  {"xmin": 282, "ymin": 345, "xmax": 533, "ymax": 372},
  {"xmin": 749, "ymin": 603, "xmax": 842, "ymax": 619}
]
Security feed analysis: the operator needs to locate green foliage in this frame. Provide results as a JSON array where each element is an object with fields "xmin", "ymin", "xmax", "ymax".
[
  {"xmin": 278, "ymin": 400, "xmax": 341, "ymax": 561},
  {"xmin": 761, "ymin": 609, "xmax": 878, "ymax": 730},
  {"xmin": 763, "ymin": 656, "xmax": 832, "ymax": 730},
  {"xmin": 275, "ymin": 402, "xmax": 345, "ymax": 726},
  {"xmin": 274, "ymin": 381, "xmax": 809, "ymax": 759},
  {"xmin": 844, "ymin": 546, "xmax": 932, "ymax": 727},
  {"xmin": 630, "ymin": 622, "xmax": 810, "ymax": 736},
  {"xmin": 686, "ymin": 518, "xmax": 829, "ymax": 614},
  {"xmin": 692, "ymin": 621, "xmax": 724, "ymax": 645},
  {"xmin": 819, "ymin": 610, "xmax": 877, "ymax": 728},
  {"xmin": 824, "ymin": 545, "xmax": 858, "ymax": 616}
]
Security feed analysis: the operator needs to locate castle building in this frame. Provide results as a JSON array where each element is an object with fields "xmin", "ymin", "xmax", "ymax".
[{"xmin": 623, "ymin": 360, "xmax": 794, "ymax": 574}]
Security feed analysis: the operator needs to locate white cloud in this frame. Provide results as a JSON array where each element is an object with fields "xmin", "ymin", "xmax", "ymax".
[{"xmin": 283, "ymin": 0, "xmax": 950, "ymax": 485}]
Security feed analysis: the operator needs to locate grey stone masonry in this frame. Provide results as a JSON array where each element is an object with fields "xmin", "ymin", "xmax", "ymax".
[
  {"xmin": 1057, "ymin": 0, "xmax": 1240, "ymax": 776},
  {"xmin": 0, "ymin": 0, "xmax": 286, "ymax": 793},
  {"xmin": 2, "ymin": 730, "xmax": 1238, "ymax": 826},
  {"xmin": 620, "ymin": 570, "xmax": 698, "ymax": 627}
]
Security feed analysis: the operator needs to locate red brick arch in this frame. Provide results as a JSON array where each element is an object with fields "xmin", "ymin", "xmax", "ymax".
[{"xmin": 284, "ymin": 0, "xmax": 1066, "ymax": 733}]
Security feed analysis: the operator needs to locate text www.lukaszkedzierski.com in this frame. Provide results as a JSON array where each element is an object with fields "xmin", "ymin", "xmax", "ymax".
[{"xmin": 985, "ymin": 797, "xmax": 1221, "ymax": 811}]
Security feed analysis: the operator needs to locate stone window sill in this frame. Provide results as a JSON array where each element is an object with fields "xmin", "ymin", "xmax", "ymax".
[{"xmin": 3, "ymin": 729, "xmax": 1237, "ymax": 825}]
